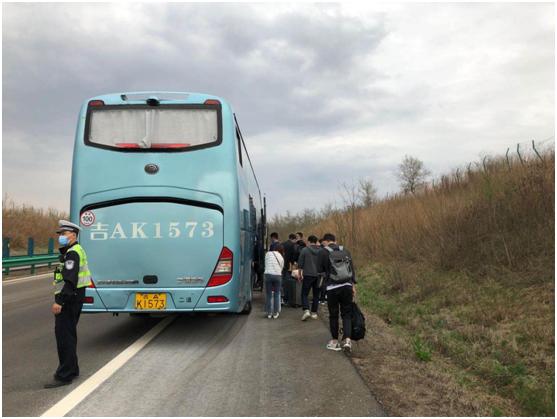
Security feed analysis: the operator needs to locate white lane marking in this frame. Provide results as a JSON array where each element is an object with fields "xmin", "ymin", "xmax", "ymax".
[
  {"xmin": 41, "ymin": 315, "xmax": 176, "ymax": 417},
  {"xmin": 2, "ymin": 273, "xmax": 52, "ymax": 285}
]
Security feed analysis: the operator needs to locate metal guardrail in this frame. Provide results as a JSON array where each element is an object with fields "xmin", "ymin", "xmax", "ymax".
[
  {"xmin": 2, "ymin": 237, "xmax": 58, "ymax": 275},
  {"xmin": 2, "ymin": 254, "xmax": 59, "ymax": 275}
]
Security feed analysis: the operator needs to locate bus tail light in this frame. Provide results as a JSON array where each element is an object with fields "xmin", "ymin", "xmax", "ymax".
[
  {"xmin": 151, "ymin": 143, "xmax": 191, "ymax": 148},
  {"xmin": 88, "ymin": 100, "xmax": 105, "ymax": 107},
  {"xmin": 207, "ymin": 296, "xmax": 229, "ymax": 303},
  {"xmin": 204, "ymin": 99, "xmax": 221, "ymax": 106},
  {"xmin": 207, "ymin": 247, "xmax": 233, "ymax": 287},
  {"xmin": 83, "ymin": 296, "xmax": 94, "ymax": 304}
]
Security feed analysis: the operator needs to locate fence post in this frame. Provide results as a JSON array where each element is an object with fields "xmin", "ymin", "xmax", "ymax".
[
  {"xmin": 3, "ymin": 238, "xmax": 10, "ymax": 259},
  {"xmin": 28, "ymin": 238, "xmax": 35, "ymax": 274},
  {"xmin": 532, "ymin": 139, "xmax": 545, "ymax": 165},
  {"xmin": 27, "ymin": 238, "xmax": 34, "ymax": 256},
  {"xmin": 48, "ymin": 238, "xmax": 55, "ymax": 268},
  {"xmin": 3, "ymin": 238, "xmax": 10, "ymax": 275},
  {"xmin": 516, "ymin": 143, "xmax": 525, "ymax": 166}
]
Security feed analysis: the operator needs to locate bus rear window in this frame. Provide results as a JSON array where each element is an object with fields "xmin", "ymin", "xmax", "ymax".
[{"xmin": 87, "ymin": 107, "xmax": 219, "ymax": 150}]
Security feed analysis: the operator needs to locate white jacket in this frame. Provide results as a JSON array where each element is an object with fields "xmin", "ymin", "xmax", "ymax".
[{"xmin": 264, "ymin": 251, "xmax": 284, "ymax": 275}]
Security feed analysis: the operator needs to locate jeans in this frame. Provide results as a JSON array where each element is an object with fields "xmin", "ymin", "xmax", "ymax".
[
  {"xmin": 327, "ymin": 285, "xmax": 353, "ymax": 340},
  {"xmin": 301, "ymin": 275, "xmax": 320, "ymax": 312},
  {"xmin": 264, "ymin": 274, "xmax": 282, "ymax": 315}
]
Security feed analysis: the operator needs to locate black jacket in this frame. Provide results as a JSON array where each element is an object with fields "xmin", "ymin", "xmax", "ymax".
[
  {"xmin": 54, "ymin": 242, "xmax": 86, "ymax": 305},
  {"xmin": 297, "ymin": 245, "xmax": 326, "ymax": 277},
  {"xmin": 319, "ymin": 243, "xmax": 357, "ymax": 286},
  {"xmin": 282, "ymin": 240, "xmax": 299, "ymax": 271}
]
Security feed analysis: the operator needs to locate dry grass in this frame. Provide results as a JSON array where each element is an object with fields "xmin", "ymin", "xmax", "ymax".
[
  {"xmin": 2, "ymin": 196, "xmax": 67, "ymax": 254},
  {"xmin": 271, "ymin": 147, "xmax": 555, "ymax": 416}
]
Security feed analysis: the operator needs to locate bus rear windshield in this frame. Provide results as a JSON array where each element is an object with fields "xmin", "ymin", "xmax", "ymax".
[{"xmin": 87, "ymin": 108, "xmax": 219, "ymax": 150}]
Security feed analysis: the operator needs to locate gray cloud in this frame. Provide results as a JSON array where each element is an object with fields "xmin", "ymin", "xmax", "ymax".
[{"xmin": 2, "ymin": 3, "xmax": 554, "ymax": 216}]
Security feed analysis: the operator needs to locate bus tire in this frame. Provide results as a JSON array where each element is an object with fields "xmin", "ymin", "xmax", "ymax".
[{"xmin": 240, "ymin": 300, "xmax": 252, "ymax": 315}]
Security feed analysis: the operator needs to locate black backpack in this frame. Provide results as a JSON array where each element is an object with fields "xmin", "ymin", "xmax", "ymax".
[
  {"xmin": 351, "ymin": 302, "xmax": 366, "ymax": 341},
  {"xmin": 325, "ymin": 246, "xmax": 353, "ymax": 283}
]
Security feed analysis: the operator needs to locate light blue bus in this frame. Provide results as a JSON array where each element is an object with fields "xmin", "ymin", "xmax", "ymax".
[{"xmin": 71, "ymin": 92, "xmax": 266, "ymax": 315}]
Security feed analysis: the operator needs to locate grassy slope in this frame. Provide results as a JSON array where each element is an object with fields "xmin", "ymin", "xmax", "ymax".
[{"xmin": 271, "ymin": 150, "xmax": 555, "ymax": 416}]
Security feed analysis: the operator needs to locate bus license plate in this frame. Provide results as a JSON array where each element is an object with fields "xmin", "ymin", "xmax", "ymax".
[{"xmin": 135, "ymin": 293, "xmax": 166, "ymax": 310}]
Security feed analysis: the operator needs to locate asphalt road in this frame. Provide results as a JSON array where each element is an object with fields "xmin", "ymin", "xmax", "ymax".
[{"xmin": 3, "ymin": 275, "xmax": 385, "ymax": 417}]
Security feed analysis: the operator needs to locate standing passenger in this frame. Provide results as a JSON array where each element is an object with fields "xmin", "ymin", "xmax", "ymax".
[
  {"xmin": 318, "ymin": 238, "xmax": 327, "ymax": 304},
  {"xmin": 296, "ymin": 231, "xmax": 306, "ymax": 249},
  {"xmin": 269, "ymin": 232, "xmax": 281, "ymax": 251},
  {"xmin": 320, "ymin": 233, "xmax": 357, "ymax": 353},
  {"xmin": 297, "ymin": 235, "xmax": 325, "ymax": 321},
  {"xmin": 264, "ymin": 244, "xmax": 284, "ymax": 319},
  {"xmin": 281, "ymin": 233, "xmax": 298, "ymax": 305}
]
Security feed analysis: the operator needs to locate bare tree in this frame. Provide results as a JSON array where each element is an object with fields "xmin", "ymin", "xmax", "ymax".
[
  {"xmin": 358, "ymin": 178, "xmax": 378, "ymax": 207},
  {"xmin": 339, "ymin": 181, "xmax": 360, "ymax": 246},
  {"xmin": 397, "ymin": 155, "xmax": 431, "ymax": 194}
]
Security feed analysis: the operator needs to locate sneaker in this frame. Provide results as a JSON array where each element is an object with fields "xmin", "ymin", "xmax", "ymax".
[
  {"xmin": 326, "ymin": 340, "xmax": 342, "ymax": 351},
  {"xmin": 266, "ymin": 314, "xmax": 272, "ymax": 319},
  {"xmin": 319, "ymin": 301, "xmax": 326, "ymax": 305},
  {"xmin": 342, "ymin": 338, "xmax": 352, "ymax": 353},
  {"xmin": 301, "ymin": 310, "xmax": 311, "ymax": 321},
  {"xmin": 272, "ymin": 312, "xmax": 279, "ymax": 319},
  {"xmin": 310, "ymin": 312, "xmax": 318, "ymax": 320}
]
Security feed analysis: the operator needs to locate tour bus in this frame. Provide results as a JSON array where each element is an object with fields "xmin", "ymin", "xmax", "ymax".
[{"xmin": 71, "ymin": 92, "xmax": 266, "ymax": 314}]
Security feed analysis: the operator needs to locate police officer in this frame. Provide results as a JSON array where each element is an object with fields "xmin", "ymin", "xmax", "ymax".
[{"xmin": 44, "ymin": 220, "xmax": 92, "ymax": 388}]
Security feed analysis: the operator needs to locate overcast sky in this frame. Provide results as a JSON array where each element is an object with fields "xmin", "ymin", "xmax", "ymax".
[{"xmin": 2, "ymin": 2, "xmax": 554, "ymax": 218}]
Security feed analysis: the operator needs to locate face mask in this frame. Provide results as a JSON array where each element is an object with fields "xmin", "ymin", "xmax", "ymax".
[{"xmin": 58, "ymin": 235, "xmax": 70, "ymax": 247}]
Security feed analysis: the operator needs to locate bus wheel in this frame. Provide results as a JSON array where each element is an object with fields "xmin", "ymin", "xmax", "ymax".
[{"xmin": 240, "ymin": 300, "xmax": 252, "ymax": 315}]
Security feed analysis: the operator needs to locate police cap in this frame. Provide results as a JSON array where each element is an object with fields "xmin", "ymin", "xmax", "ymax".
[{"xmin": 56, "ymin": 220, "xmax": 81, "ymax": 234}]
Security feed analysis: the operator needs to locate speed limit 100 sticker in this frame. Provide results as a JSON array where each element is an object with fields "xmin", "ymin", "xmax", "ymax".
[{"xmin": 80, "ymin": 211, "xmax": 95, "ymax": 227}]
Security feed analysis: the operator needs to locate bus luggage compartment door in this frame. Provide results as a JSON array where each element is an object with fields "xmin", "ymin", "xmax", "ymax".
[{"xmin": 79, "ymin": 200, "xmax": 223, "ymax": 311}]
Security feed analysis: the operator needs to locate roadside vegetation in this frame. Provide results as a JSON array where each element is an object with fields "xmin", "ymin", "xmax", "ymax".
[
  {"xmin": 2, "ymin": 196, "xmax": 67, "ymax": 255},
  {"xmin": 270, "ymin": 143, "xmax": 554, "ymax": 416}
]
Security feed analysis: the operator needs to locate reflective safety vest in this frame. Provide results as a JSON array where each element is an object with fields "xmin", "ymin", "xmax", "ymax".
[{"xmin": 53, "ymin": 243, "xmax": 92, "ymax": 295}]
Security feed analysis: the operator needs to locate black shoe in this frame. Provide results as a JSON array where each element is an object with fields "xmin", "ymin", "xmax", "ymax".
[{"xmin": 44, "ymin": 378, "xmax": 72, "ymax": 389}]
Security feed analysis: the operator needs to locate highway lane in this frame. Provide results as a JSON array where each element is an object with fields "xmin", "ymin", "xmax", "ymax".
[
  {"xmin": 67, "ymin": 295, "xmax": 384, "ymax": 416},
  {"xmin": 2, "ymin": 276, "xmax": 162, "ymax": 417},
  {"xmin": 4, "ymin": 276, "xmax": 385, "ymax": 416}
]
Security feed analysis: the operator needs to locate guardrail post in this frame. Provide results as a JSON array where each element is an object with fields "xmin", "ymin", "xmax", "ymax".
[
  {"xmin": 48, "ymin": 238, "xmax": 54, "ymax": 268},
  {"xmin": 27, "ymin": 238, "xmax": 34, "ymax": 257},
  {"xmin": 3, "ymin": 238, "xmax": 10, "ymax": 259},
  {"xmin": 28, "ymin": 238, "xmax": 35, "ymax": 274},
  {"xmin": 3, "ymin": 238, "xmax": 10, "ymax": 275}
]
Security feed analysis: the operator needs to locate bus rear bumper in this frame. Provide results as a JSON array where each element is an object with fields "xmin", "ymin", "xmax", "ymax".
[{"xmin": 82, "ymin": 287, "xmax": 240, "ymax": 313}]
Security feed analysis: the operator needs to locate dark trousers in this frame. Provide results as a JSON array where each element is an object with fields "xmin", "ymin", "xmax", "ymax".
[
  {"xmin": 282, "ymin": 270, "xmax": 290, "ymax": 302},
  {"xmin": 327, "ymin": 285, "xmax": 353, "ymax": 340},
  {"xmin": 301, "ymin": 275, "xmax": 320, "ymax": 312},
  {"xmin": 54, "ymin": 299, "xmax": 83, "ymax": 381},
  {"xmin": 319, "ymin": 277, "xmax": 327, "ymax": 302}
]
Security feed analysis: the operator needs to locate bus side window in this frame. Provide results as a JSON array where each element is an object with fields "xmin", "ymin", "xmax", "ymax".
[{"xmin": 236, "ymin": 126, "xmax": 243, "ymax": 167}]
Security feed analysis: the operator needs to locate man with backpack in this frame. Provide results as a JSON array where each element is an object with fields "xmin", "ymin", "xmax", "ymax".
[{"xmin": 319, "ymin": 233, "xmax": 357, "ymax": 353}]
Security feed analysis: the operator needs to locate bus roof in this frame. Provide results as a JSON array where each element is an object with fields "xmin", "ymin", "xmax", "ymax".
[{"xmin": 85, "ymin": 91, "xmax": 228, "ymax": 106}]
